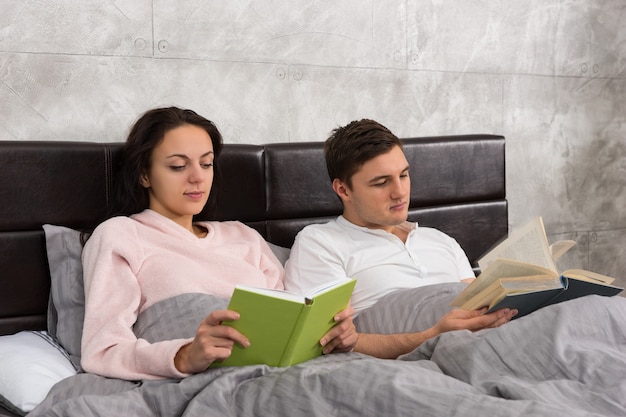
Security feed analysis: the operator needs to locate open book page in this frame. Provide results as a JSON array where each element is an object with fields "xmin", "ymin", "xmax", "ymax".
[
  {"xmin": 459, "ymin": 275, "xmax": 558, "ymax": 310},
  {"xmin": 233, "ymin": 285, "xmax": 305, "ymax": 303},
  {"xmin": 234, "ymin": 278, "xmax": 352, "ymax": 305},
  {"xmin": 549, "ymin": 240, "xmax": 576, "ymax": 262},
  {"xmin": 562, "ymin": 269, "xmax": 615, "ymax": 285},
  {"xmin": 450, "ymin": 258, "xmax": 559, "ymax": 307},
  {"xmin": 478, "ymin": 217, "xmax": 557, "ymax": 273}
]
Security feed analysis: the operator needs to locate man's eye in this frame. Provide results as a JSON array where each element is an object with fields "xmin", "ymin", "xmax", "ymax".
[{"xmin": 373, "ymin": 181, "xmax": 386, "ymax": 187}]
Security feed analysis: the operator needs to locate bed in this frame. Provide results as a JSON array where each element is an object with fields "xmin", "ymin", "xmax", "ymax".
[{"xmin": 0, "ymin": 135, "xmax": 624, "ymax": 417}]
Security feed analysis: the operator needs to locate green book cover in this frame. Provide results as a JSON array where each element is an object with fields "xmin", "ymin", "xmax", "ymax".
[{"xmin": 211, "ymin": 278, "xmax": 356, "ymax": 368}]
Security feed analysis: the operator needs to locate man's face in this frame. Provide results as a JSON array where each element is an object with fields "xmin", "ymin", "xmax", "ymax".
[{"xmin": 334, "ymin": 145, "xmax": 410, "ymax": 233}]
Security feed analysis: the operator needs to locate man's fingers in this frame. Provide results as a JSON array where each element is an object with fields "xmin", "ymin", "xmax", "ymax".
[{"xmin": 333, "ymin": 304, "xmax": 355, "ymax": 322}]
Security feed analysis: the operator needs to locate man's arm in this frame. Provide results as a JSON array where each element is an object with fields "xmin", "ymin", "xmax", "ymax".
[
  {"xmin": 288, "ymin": 223, "xmax": 517, "ymax": 358},
  {"xmin": 322, "ymin": 306, "xmax": 517, "ymax": 358}
]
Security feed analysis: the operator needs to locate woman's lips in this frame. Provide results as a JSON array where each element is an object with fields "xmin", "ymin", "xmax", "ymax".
[{"xmin": 185, "ymin": 191, "xmax": 204, "ymax": 200}]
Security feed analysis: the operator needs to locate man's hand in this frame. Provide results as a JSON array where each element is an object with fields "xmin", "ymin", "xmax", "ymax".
[
  {"xmin": 174, "ymin": 310, "xmax": 249, "ymax": 374},
  {"xmin": 435, "ymin": 307, "xmax": 518, "ymax": 334},
  {"xmin": 320, "ymin": 304, "xmax": 359, "ymax": 354}
]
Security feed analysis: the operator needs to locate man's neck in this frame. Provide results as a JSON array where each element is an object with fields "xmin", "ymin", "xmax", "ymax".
[{"xmin": 340, "ymin": 214, "xmax": 410, "ymax": 243}]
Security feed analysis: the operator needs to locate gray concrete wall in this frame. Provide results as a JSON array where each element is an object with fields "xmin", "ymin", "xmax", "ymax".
[{"xmin": 1, "ymin": 1, "xmax": 625, "ymax": 289}]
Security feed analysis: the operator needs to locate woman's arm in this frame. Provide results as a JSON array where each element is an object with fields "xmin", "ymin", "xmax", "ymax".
[{"xmin": 81, "ymin": 220, "xmax": 191, "ymax": 380}]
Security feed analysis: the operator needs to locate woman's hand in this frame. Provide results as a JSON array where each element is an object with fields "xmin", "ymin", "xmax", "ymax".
[
  {"xmin": 174, "ymin": 309, "xmax": 249, "ymax": 374},
  {"xmin": 320, "ymin": 304, "xmax": 359, "ymax": 354}
]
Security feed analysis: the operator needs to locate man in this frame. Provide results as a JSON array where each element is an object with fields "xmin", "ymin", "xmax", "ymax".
[{"xmin": 285, "ymin": 119, "xmax": 517, "ymax": 358}]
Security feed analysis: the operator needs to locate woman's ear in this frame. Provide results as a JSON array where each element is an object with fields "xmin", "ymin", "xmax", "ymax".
[{"xmin": 140, "ymin": 172, "xmax": 150, "ymax": 188}]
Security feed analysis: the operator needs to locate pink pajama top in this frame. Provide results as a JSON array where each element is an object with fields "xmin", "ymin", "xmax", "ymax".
[{"xmin": 80, "ymin": 209, "xmax": 284, "ymax": 380}]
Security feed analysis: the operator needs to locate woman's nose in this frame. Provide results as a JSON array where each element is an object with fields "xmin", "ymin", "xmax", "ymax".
[{"xmin": 188, "ymin": 165, "xmax": 205, "ymax": 183}]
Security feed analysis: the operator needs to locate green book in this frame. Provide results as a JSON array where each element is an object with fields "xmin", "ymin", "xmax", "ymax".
[{"xmin": 211, "ymin": 278, "xmax": 356, "ymax": 368}]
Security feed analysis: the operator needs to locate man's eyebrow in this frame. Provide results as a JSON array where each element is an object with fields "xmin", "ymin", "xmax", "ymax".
[
  {"xmin": 368, "ymin": 165, "xmax": 410, "ymax": 183},
  {"xmin": 368, "ymin": 174, "xmax": 391, "ymax": 184}
]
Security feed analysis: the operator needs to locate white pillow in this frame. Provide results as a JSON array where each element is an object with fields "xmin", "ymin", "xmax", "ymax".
[{"xmin": 0, "ymin": 331, "xmax": 76, "ymax": 415}]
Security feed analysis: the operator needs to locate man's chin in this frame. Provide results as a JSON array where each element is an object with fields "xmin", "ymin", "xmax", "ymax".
[{"xmin": 390, "ymin": 212, "xmax": 409, "ymax": 224}]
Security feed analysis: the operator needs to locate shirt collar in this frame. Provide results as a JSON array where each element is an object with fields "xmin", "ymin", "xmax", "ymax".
[{"xmin": 336, "ymin": 215, "xmax": 417, "ymax": 236}]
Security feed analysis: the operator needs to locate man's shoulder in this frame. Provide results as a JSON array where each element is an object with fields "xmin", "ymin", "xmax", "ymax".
[
  {"xmin": 298, "ymin": 218, "xmax": 344, "ymax": 236},
  {"xmin": 413, "ymin": 224, "xmax": 459, "ymax": 243},
  {"xmin": 293, "ymin": 218, "xmax": 348, "ymax": 247},
  {"xmin": 414, "ymin": 224, "xmax": 446, "ymax": 235}
]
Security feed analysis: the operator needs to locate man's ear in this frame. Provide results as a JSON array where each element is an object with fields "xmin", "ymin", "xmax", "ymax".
[{"xmin": 332, "ymin": 178, "xmax": 350, "ymax": 202}]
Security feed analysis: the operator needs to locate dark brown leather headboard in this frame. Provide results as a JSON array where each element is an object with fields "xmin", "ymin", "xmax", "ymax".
[{"xmin": 0, "ymin": 135, "xmax": 507, "ymax": 335}]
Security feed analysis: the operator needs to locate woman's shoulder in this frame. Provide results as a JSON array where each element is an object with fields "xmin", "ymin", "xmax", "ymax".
[
  {"xmin": 95, "ymin": 215, "xmax": 136, "ymax": 230},
  {"xmin": 89, "ymin": 215, "xmax": 139, "ymax": 241},
  {"xmin": 200, "ymin": 220, "xmax": 263, "ymax": 238}
]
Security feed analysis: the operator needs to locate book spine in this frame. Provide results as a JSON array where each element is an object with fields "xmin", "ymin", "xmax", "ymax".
[{"xmin": 278, "ymin": 305, "xmax": 314, "ymax": 366}]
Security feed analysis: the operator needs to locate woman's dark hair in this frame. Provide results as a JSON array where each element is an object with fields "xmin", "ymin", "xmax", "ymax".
[
  {"xmin": 111, "ymin": 106, "xmax": 224, "ymax": 220},
  {"xmin": 324, "ymin": 119, "xmax": 402, "ymax": 188}
]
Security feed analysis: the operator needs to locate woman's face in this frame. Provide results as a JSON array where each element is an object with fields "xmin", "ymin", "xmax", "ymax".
[{"xmin": 140, "ymin": 124, "xmax": 214, "ymax": 229}]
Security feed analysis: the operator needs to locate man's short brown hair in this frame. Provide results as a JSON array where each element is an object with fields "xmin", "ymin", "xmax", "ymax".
[{"xmin": 324, "ymin": 119, "xmax": 402, "ymax": 188}]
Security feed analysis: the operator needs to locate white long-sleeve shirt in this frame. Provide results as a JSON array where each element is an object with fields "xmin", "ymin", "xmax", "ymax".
[{"xmin": 81, "ymin": 209, "xmax": 284, "ymax": 380}]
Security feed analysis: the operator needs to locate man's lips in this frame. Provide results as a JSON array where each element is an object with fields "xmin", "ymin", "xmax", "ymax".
[{"xmin": 390, "ymin": 201, "xmax": 407, "ymax": 210}]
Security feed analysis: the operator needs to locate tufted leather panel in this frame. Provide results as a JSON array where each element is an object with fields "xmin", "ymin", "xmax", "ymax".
[
  {"xmin": 402, "ymin": 135, "xmax": 506, "ymax": 205},
  {"xmin": 263, "ymin": 142, "xmax": 341, "ymax": 219},
  {"xmin": 0, "ymin": 142, "xmax": 121, "ymax": 230},
  {"xmin": 0, "ymin": 231, "xmax": 50, "ymax": 333},
  {"xmin": 0, "ymin": 142, "xmax": 122, "ymax": 335},
  {"xmin": 211, "ymin": 144, "xmax": 265, "ymax": 223}
]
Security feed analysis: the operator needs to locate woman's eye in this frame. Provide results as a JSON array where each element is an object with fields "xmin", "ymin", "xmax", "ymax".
[
  {"xmin": 170, "ymin": 165, "xmax": 185, "ymax": 171},
  {"xmin": 201, "ymin": 163, "xmax": 213, "ymax": 169}
]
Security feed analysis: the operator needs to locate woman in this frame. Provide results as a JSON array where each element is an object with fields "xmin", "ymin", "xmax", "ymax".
[{"xmin": 80, "ymin": 107, "xmax": 357, "ymax": 380}]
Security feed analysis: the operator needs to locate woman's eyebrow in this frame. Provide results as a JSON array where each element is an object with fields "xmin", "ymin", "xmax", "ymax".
[{"xmin": 166, "ymin": 150, "xmax": 214, "ymax": 160}]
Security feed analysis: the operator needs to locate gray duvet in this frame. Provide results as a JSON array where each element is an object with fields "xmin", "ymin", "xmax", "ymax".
[{"xmin": 28, "ymin": 284, "xmax": 626, "ymax": 417}]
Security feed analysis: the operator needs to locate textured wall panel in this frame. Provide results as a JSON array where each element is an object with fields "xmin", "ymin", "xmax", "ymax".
[
  {"xmin": 589, "ymin": 1, "xmax": 626, "ymax": 78},
  {"xmin": 408, "ymin": 0, "xmax": 591, "ymax": 76},
  {"xmin": 285, "ymin": 66, "xmax": 503, "ymax": 141},
  {"xmin": 0, "ymin": 1, "xmax": 153, "ymax": 56},
  {"xmin": 152, "ymin": 0, "xmax": 406, "ymax": 68},
  {"xmin": 0, "ymin": 54, "xmax": 289, "ymax": 142},
  {"xmin": 504, "ymin": 75, "xmax": 626, "ymax": 232},
  {"xmin": 589, "ymin": 229, "xmax": 626, "ymax": 291}
]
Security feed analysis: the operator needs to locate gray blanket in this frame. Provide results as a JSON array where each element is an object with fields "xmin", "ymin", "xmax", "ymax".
[{"xmin": 28, "ymin": 285, "xmax": 626, "ymax": 417}]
